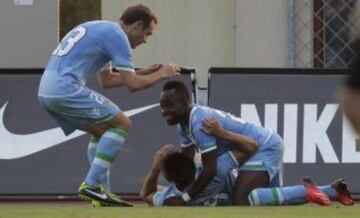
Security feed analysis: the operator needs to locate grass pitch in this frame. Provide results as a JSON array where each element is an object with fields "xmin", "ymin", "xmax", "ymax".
[{"xmin": 0, "ymin": 203, "xmax": 359, "ymax": 218}]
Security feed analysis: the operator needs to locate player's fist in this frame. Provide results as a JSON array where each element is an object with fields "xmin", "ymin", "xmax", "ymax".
[{"xmin": 159, "ymin": 63, "xmax": 180, "ymax": 79}]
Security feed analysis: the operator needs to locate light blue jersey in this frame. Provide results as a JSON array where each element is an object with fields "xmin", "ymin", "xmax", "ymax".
[
  {"xmin": 178, "ymin": 105, "xmax": 273, "ymax": 156},
  {"xmin": 38, "ymin": 20, "xmax": 134, "ymax": 97},
  {"xmin": 178, "ymin": 105, "xmax": 284, "ymax": 186},
  {"xmin": 38, "ymin": 20, "xmax": 133, "ymax": 135}
]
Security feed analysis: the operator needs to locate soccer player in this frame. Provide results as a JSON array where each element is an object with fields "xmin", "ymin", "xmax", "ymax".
[
  {"xmin": 140, "ymin": 144, "xmax": 353, "ymax": 206},
  {"xmin": 141, "ymin": 142, "xmax": 257, "ymax": 206},
  {"xmin": 38, "ymin": 4, "xmax": 179, "ymax": 206},
  {"xmin": 158, "ymin": 80, "xmax": 284, "ymax": 205},
  {"xmin": 340, "ymin": 38, "xmax": 360, "ymax": 135},
  {"xmin": 202, "ymin": 118, "xmax": 353, "ymax": 206}
]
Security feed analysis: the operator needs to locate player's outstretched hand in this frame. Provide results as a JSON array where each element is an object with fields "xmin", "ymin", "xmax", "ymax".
[
  {"xmin": 159, "ymin": 63, "xmax": 180, "ymax": 79},
  {"xmin": 202, "ymin": 118, "xmax": 224, "ymax": 137},
  {"xmin": 152, "ymin": 144, "xmax": 174, "ymax": 170}
]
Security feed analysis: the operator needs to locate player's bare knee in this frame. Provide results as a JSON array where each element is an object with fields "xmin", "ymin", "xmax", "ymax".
[
  {"xmin": 116, "ymin": 116, "xmax": 132, "ymax": 134},
  {"xmin": 232, "ymin": 193, "xmax": 250, "ymax": 205}
]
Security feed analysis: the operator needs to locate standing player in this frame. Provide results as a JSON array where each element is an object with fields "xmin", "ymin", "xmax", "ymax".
[
  {"xmin": 158, "ymin": 80, "xmax": 284, "ymax": 205},
  {"xmin": 340, "ymin": 38, "xmax": 360, "ymax": 135},
  {"xmin": 38, "ymin": 4, "xmax": 179, "ymax": 206}
]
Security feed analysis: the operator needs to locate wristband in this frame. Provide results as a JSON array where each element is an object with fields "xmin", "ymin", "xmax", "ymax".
[{"xmin": 181, "ymin": 192, "xmax": 191, "ymax": 202}]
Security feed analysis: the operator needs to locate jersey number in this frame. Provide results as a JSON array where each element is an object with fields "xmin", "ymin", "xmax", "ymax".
[{"xmin": 52, "ymin": 26, "xmax": 86, "ymax": 56}]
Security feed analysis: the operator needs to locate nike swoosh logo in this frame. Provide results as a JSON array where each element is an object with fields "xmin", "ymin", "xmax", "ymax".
[
  {"xmin": 0, "ymin": 101, "xmax": 159, "ymax": 159},
  {"xmin": 84, "ymin": 189, "xmax": 108, "ymax": 200}
]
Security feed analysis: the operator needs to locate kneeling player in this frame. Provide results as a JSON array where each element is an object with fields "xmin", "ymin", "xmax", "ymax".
[{"xmin": 141, "ymin": 145, "xmax": 353, "ymax": 206}]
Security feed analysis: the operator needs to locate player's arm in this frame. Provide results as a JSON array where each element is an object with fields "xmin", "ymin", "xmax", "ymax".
[
  {"xmin": 186, "ymin": 149, "xmax": 217, "ymax": 200},
  {"xmin": 202, "ymin": 118, "xmax": 258, "ymax": 155},
  {"xmin": 97, "ymin": 64, "xmax": 126, "ymax": 88},
  {"xmin": 121, "ymin": 63, "xmax": 180, "ymax": 92},
  {"xmin": 135, "ymin": 64, "xmax": 163, "ymax": 75},
  {"xmin": 162, "ymin": 149, "xmax": 217, "ymax": 206},
  {"xmin": 97, "ymin": 64, "xmax": 166, "ymax": 89},
  {"xmin": 140, "ymin": 144, "xmax": 174, "ymax": 206},
  {"xmin": 181, "ymin": 144, "xmax": 196, "ymax": 161}
]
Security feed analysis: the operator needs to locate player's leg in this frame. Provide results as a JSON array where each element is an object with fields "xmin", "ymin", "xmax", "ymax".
[
  {"xmin": 79, "ymin": 111, "xmax": 133, "ymax": 206},
  {"xmin": 318, "ymin": 178, "xmax": 354, "ymax": 206},
  {"xmin": 248, "ymin": 177, "xmax": 331, "ymax": 206},
  {"xmin": 39, "ymin": 89, "xmax": 132, "ymax": 206},
  {"xmin": 248, "ymin": 185, "xmax": 307, "ymax": 205},
  {"xmin": 226, "ymin": 170, "xmax": 330, "ymax": 206},
  {"xmin": 232, "ymin": 132, "xmax": 284, "ymax": 205},
  {"xmin": 87, "ymin": 136, "xmax": 110, "ymax": 191},
  {"xmin": 232, "ymin": 170, "xmax": 270, "ymax": 205},
  {"xmin": 82, "ymin": 112, "xmax": 131, "ymax": 189}
]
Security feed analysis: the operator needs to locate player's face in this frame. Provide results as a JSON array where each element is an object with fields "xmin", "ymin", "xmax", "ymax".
[
  {"xmin": 129, "ymin": 20, "xmax": 157, "ymax": 49},
  {"xmin": 160, "ymin": 90, "xmax": 187, "ymax": 125}
]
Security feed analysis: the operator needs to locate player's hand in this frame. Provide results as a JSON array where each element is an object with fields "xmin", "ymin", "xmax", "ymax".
[
  {"xmin": 147, "ymin": 64, "xmax": 163, "ymax": 74},
  {"xmin": 163, "ymin": 196, "xmax": 187, "ymax": 206},
  {"xmin": 152, "ymin": 144, "xmax": 174, "ymax": 170},
  {"xmin": 202, "ymin": 118, "xmax": 224, "ymax": 137},
  {"xmin": 159, "ymin": 63, "xmax": 180, "ymax": 79}
]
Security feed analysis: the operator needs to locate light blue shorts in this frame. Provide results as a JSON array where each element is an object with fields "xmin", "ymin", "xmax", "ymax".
[
  {"xmin": 38, "ymin": 87, "xmax": 120, "ymax": 135},
  {"xmin": 224, "ymin": 132, "xmax": 284, "ymax": 196}
]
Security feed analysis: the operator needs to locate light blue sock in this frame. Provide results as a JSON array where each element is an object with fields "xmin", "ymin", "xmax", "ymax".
[
  {"xmin": 319, "ymin": 185, "xmax": 337, "ymax": 199},
  {"xmin": 87, "ymin": 136, "xmax": 110, "ymax": 191},
  {"xmin": 85, "ymin": 128, "xmax": 127, "ymax": 188},
  {"xmin": 248, "ymin": 185, "xmax": 307, "ymax": 205}
]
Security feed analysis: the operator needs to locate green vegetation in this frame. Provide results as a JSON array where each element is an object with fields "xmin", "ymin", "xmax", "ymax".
[{"xmin": 60, "ymin": 0, "xmax": 101, "ymax": 39}]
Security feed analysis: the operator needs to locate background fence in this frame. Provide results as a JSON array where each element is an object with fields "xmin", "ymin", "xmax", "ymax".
[{"xmin": 289, "ymin": 0, "xmax": 360, "ymax": 68}]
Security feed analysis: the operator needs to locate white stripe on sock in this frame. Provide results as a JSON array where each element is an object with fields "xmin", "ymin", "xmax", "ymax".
[
  {"xmin": 103, "ymin": 131, "xmax": 125, "ymax": 144},
  {"xmin": 252, "ymin": 190, "xmax": 261, "ymax": 205},
  {"xmin": 276, "ymin": 188, "xmax": 284, "ymax": 204}
]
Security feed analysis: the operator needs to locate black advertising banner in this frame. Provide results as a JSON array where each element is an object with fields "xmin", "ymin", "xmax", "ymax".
[
  {"xmin": 208, "ymin": 68, "xmax": 360, "ymax": 193},
  {"xmin": 0, "ymin": 71, "xmax": 191, "ymax": 195}
]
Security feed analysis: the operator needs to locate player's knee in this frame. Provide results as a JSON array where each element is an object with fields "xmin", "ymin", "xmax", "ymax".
[
  {"xmin": 232, "ymin": 192, "xmax": 250, "ymax": 205},
  {"xmin": 116, "ymin": 116, "xmax": 132, "ymax": 134},
  {"xmin": 232, "ymin": 186, "xmax": 252, "ymax": 205}
]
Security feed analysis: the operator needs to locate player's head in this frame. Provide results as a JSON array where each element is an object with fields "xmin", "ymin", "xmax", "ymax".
[
  {"xmin": 162, "ymin": 152, "xmax": 196, "ymax": 190},
  {"xmin": 160, "ymin": 80, "xmax": 192, "ymax": 125},
  {"xmin": 120, "ymin": 4, "xmax": 158, "ymax": 49},
  {"xmin": 341, "ymin": 37, "xmax": 360, "ymax": 134},
  {"xmin": 347, "ymin": 38, "xmax": 360, "ymax": 89}
]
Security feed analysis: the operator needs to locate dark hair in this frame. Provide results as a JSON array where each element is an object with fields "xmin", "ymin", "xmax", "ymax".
[
  {"xmin": 162, "ymin": 80, "xmax": 191, "ymax": 102},
  {"xmin": 163, "ymin": 152, "xmax": 196, "ymax": 187},
  {"xmin": 347, "ymin": 38, "xmax": 360, "ymax": 89},
  {"xmin": 120, "ymin": 4, "xmax": 158, "ymax": 29}
]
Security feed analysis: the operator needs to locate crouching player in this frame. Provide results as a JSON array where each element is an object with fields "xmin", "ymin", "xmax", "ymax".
[{"xmin": 205, "ymin": 118, "xmax": 354, "ymax": 206}]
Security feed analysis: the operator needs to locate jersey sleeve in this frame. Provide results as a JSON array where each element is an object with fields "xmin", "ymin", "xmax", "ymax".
[
  {"xmin": 191, "ymin": 115, "xmax": 217, "ymax": 154},
  {"xmin": 152, "ymin": 191, "xmax": 167, "ymax": 207},
  {"xmin": 101, "ymin": 27, "xmax": 134, "ymax": 73},
  {"xmin": 152, "ymin": 185, "xmax": 181, "ymax": 207}
]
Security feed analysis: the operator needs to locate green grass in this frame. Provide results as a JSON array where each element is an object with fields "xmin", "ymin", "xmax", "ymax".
[{"xmin": 0, "ymin": 204, "xmax": 359, "ymax": 218}]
